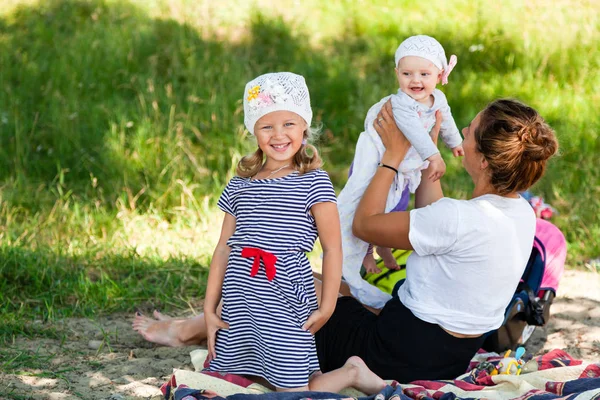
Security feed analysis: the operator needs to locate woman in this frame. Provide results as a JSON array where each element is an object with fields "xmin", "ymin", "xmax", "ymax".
[
  {"xmin": 315, "ymin": 98, "xmax": 558, "ymax": 381},
  {"xmin": 134, "ymin": 98, "xmax": 558, "ymax": 382}
]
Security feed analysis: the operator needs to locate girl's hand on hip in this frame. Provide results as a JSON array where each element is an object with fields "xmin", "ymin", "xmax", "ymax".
[
  {"xmin": 302, "ymin": 309, "xmax": 331, "ymax": 335},
  {"xmin": 205, "ymin": 312, "xmax": 229, "ymax": 361},
  {"xmin": 374, "ymin": 100, "xmax": 410, "ymax": 166}
]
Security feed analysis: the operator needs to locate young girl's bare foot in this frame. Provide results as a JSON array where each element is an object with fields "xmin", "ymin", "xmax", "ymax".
[
  {"xmin": 132, "ymin": 312, "xmax": 187, "ymax": 347},
  {"xmin": 363, "ymin": 253, "xmax": 381, "ymax": 274},
  {"xmin": 377, "ymin": 246, "xmax": 400, "ymax": 270},
  {"xmin": 153, "ymin": 310, "xmax": 172, "ymax": 321},
  {"xmin": 133, "ymin": 312, "xmax": 207, "ymax": 347},
  {"xmin": 345, "ymin": 356, "xmax": 387, "ymax": 395}
]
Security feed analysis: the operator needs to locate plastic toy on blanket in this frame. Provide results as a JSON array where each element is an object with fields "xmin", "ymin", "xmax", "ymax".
[
  {"xmin": 471, "ymin": 347, "xmax": 534, "ymax": 379},
  {"xmin": 495, "ymin": 347, "xmax": 526, "ymax": 375}
]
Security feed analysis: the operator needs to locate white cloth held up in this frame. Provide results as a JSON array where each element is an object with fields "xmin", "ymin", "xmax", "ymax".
[{"xmin": 338, "ymin": 89, "xmax": 462, "ymax": 308}]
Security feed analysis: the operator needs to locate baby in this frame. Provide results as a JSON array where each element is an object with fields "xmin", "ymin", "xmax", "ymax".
[{"xmin": 339, "ymin": 35, "xmax": 463, "ymax": 307}]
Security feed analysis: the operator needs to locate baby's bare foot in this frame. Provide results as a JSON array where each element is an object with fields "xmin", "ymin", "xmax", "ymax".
[
  {"xmin": 132, "ymin": 312, "xmax": 185, "ymax": 347},
  {"xmin": 377, "ymin": 247, "xmax": 400, "ymax": 270},
  {"xmin": 345, "ymin": 356, "xmax": 387, "ymax": 395},
  {"xmin": 363, "ymin": 253, "xmax": 381, "ymax": 274}
]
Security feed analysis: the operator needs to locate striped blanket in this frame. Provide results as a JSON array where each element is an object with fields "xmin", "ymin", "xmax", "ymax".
[{"xmin": 162, "ymin": 349, "xmax": 600, "ymax": 400}]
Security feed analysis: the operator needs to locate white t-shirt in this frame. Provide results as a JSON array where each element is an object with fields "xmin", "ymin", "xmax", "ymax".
[
  {"xmin": 336, "ymin": 90, "xmax": 463, "ymax": 309},
  {"xmin": 400, "ymin": 194, "xmax": 536, "ymax": 335}
]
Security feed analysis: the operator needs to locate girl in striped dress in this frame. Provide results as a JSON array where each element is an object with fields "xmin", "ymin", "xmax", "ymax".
[{"xmin": 204, "ymin": 72, "xmax": 386, "ymax": 393}]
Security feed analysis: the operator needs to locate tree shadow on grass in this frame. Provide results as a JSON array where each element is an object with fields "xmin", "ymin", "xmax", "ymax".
[
  {"xmin": 0, "ymin": 0, "xmax": 364, "ymax": 212},
  {"xmin": 5, "ymin": 0, "xmax": 591, "ymax": 206},
  {"xmin": 1, "ymin": 0, "xmax": 598, "ymax": 311},
  {"xmin": 0, "ymin": 240, "xmax": 209, "ymax": 396},
  {"xmin": 0, "ymin": 244, "xmax": 208, "ymax": 343}
]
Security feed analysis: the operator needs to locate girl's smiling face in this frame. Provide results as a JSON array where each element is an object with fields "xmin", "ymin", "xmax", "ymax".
[
  {"xmin": 253, "ymin": 110, "xmax": 306, "ymax": 166},
  {"xmin": 395, "ymin": 56, "xmax": 441, "ymax": 105}
]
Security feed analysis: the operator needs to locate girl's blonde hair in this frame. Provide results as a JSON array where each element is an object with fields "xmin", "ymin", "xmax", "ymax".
[{"xmin": 236, "ymin": 126, "xmax": 323, "ymax": 178}]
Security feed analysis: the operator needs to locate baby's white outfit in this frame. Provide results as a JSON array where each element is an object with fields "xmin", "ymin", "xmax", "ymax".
[{"xmin": 338, "ymin": 88, "xmax": 462, "ymax": 308}]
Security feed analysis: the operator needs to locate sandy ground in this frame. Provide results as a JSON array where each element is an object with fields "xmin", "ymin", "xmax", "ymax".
[{"xmin": 1, "ymin": 269, "xmax": 599, "ymax": 400}]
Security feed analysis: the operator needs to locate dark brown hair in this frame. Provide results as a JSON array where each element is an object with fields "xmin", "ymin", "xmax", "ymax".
[{"xmin": 475, "ymin": 99, "xmax": 558, "ymax": 195}]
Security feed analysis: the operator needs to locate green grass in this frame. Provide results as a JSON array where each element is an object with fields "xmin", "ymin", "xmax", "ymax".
[
  {"xmin": 0, "ymin": 245, "xmax": 209, "ymax": 343},
  {"xmin": 0, "ymin": 0, "xmax": 599, "ymax": 342}
]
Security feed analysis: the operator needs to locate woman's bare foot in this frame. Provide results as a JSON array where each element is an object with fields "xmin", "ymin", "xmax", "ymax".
[
  {"xmin": 345, "ymin": 356, "xmax": 387, "ymax": 395},
  {"xmin": 377, "ymin": 246, "xmax": 400, "ymax": 270}
]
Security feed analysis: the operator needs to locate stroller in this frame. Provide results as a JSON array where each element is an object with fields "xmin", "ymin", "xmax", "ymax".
[{"xmin": 482, "ymin": 218, "xmax": 567, "ymax": 352}]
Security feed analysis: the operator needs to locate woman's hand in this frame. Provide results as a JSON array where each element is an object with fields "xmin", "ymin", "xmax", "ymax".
[
  {"xmin": 205, "ymin": 312, "xmax": 229, "ymax": 360},
  {"xmin": 373, "ymin": 100, "xmax": 410, "ymax": 166}
]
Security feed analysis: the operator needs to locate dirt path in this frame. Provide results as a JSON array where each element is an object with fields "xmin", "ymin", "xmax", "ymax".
[
  {"xmin": 1, "ymin": 270, "xmax": 599, "ymax": 400},
  {"xmin": 526, "ymin": 269, "xmax": 600, "ymax": 360}
]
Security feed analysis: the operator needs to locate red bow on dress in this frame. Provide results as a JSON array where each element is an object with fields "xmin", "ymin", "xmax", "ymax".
[{"xmin": 241, "ymin": 247, "xmax": 277, "ymax": 281}]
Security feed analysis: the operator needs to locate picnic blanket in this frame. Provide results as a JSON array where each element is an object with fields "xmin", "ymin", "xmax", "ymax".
[{"xmin": 161, "ymin": 349, "xmax": 600, "ymax": 400}]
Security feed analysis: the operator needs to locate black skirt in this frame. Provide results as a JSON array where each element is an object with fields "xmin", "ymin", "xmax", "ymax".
[{"xmin": 315, "ymin": 287, "xmax": 485, "ymax": 382}]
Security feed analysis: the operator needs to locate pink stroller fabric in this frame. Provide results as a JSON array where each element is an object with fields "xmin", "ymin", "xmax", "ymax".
[{"xmin": 535, "ymin": 219, "xmax": 567, "ymax": 292}]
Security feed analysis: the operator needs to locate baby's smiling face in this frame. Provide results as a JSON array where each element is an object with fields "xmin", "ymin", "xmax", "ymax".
[{"xmin": 395, "ymin": 56, "xmax": 441, "ymax": 105}]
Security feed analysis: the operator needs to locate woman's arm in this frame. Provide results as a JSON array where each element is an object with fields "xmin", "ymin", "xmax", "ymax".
[
  {"xmin": 352, "ymin": 100, "xmax": 412, "ymax": 249},
  {"xmin": 352, "ymin": 103, "xmax": 445, "ymax": 249},
  {"xmin": 352, "ymin": 171, "xmax": 413, "ymax": 250}
]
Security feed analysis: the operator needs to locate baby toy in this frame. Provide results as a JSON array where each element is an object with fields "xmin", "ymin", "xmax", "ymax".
[
  {"xmin": 494, "ymin": 347, "xmax": 526, "ymax": 375},
  {"xmin": 471, "ymin": 347, "xmax": 538, "ymax": 380}
]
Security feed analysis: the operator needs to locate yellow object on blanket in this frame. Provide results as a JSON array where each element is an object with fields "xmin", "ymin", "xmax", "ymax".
[{"xmin": 362, "ymin": 249, "xmax": 411, "ymax": 294}]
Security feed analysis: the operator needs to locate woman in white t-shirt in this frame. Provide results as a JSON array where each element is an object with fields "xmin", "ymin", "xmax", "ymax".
[
  {"xmin": 134, "ymin": 98, "xmax": 558, "ymax": 384},
  {"xmin": 314, "ymin": 98, "xmax": 558, "ymax": 381}
]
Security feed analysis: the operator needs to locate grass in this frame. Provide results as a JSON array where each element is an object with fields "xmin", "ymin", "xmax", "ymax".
[
  {"xmin": 0, "ymin": 0, "xmax": 599, "ymax": 344},
  {"xmin": 0, "ymin": 344, "xmax": 86, "ymax": 398}
]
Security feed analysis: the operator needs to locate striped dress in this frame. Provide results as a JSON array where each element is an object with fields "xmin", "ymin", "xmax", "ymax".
[{"xmin": 207, "ymin": 169, "xmax": 337, "ymax": 388}]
